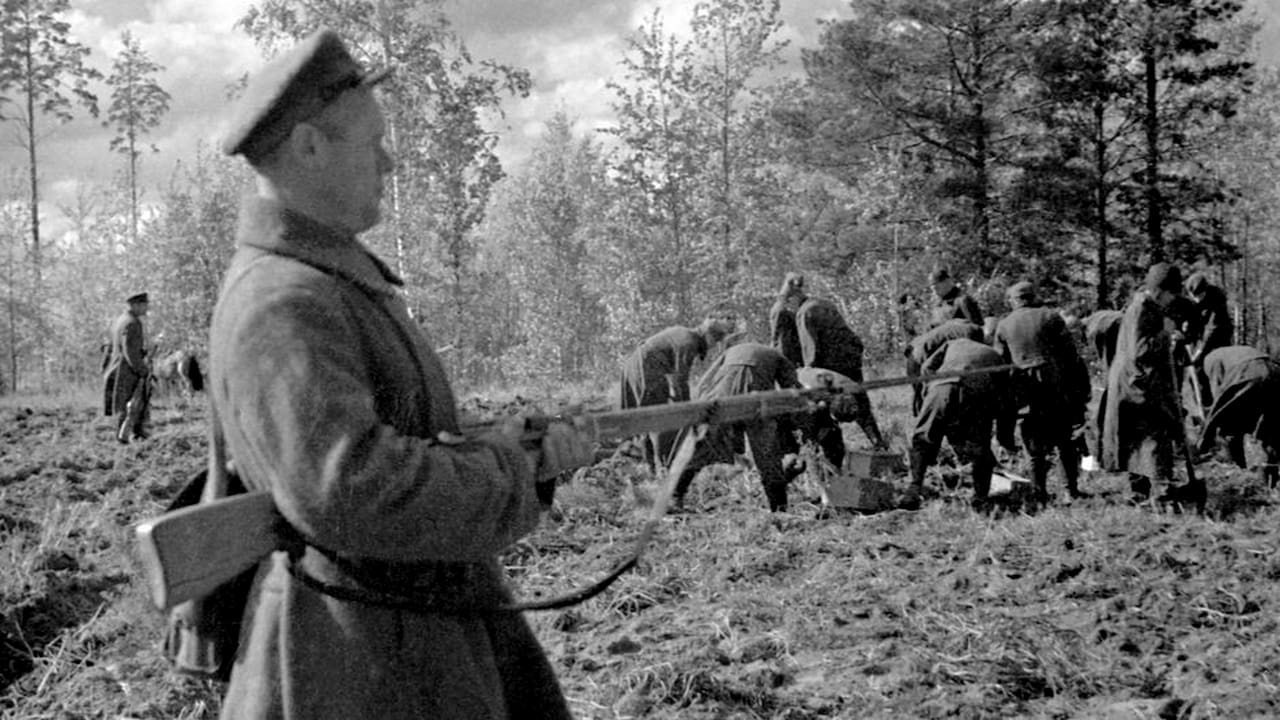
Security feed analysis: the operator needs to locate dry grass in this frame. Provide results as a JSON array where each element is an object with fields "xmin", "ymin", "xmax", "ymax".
[{"xmin": 3, "ymin": 389, "xmax": 1280, "ymax": 719}]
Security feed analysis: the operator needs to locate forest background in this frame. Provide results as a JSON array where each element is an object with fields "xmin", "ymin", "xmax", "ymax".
[{"xmin": 3, "ymin": 0, "xmax": 1280, "ymax": 394}]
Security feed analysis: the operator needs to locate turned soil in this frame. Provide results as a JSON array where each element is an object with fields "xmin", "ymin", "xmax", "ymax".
[{"xmin": 2, "ymin": 387, "xmax": 1279, "ymax": 719}]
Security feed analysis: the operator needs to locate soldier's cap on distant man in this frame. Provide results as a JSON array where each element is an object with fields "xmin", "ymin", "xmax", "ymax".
[
  {"xmin": 220, "ymin": 28, "xmax": 393, "ymax": 162},
  {"xmin": 1185, "ymin": 271, "xmax": 1208, "ymax": 295},
  {"xmin": 126, "ymin": 292, "xmax": 149, "ymax": 305},
  {"xmin": 1144, "ymin": 262, "xmax": 1183, "ymax": 295},
  {"xmin": 1005, "ymin": 280, "xmax": 1036, "ymax": 304},
  {"xmin": 929, "ymin": 267, "xmax": 952, "ymax": 284}
]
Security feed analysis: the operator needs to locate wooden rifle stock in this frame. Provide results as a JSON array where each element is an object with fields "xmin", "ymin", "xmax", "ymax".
[{"xmin": 134, "ymin": 363, "xmax": 1013, "ymax": 611}]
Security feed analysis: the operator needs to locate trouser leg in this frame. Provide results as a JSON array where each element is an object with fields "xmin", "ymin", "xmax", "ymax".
[
  {"xmin": 746, "ymin": 421, "xmax": 789, "ymax": 512},
  {"xmin": 858, "ymin": 410, "xmax": 886, "ymax": 451},
  {"xmin": 1263, "ymin": 441, "xmax": 1280, "ymax": 488},
  {"xmin": 909, "ymin": 440, "xmax": 938, "ymax": 492},
  {"xmin": 1226, "ymin": 433, "xmax": 1247, "ymax": 469},
  {"xmin": 640, "ymin": 433, "xmax": 658, "ymax": 474},
  {"xmin": 1059, "ymin": 435, "xmax": 1082, "ymax": 496},
  {"xmin": 672, "ymin": 426, "xmax": 733, "ymax": 508},
  {"xmin": 971, "ymin": 447, "xmax": 994, "ymax": 500}
]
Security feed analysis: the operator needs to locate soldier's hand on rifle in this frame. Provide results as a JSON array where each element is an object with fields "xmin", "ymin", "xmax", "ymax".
[{"xmin": 498, "ymin": 415, "xmax": 594, "ymax": 505}]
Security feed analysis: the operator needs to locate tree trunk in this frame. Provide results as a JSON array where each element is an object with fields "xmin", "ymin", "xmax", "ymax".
[
  {"xmin": 1094, "ymin": 102, "xmax": 1110, "ymax": 309},
  {"xmin": 1143, "ymin": 44, "xmax": 1162, "ymax": 262}
]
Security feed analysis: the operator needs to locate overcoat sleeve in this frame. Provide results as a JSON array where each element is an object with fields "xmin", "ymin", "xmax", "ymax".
[
  {"xmin": 122, "ymin": 317, "xmax": 146, "ymax": 370},
  {"xmin": 221, "ymin": 284, "xmax": 541, "ymax": 565}
]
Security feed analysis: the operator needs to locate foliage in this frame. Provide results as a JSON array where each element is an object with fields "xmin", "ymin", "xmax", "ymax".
[
  {"xmin": 605, "ymin": 0, "xmax": 789, "ymax": 331},
  {"xmin": 478, "ymin": 112, "xmax": 612, "ymax": 382},
  {"xmin": 0, "ymin": 0, "xmax": 100, "ymax": 283},
  {"xmin": 236, "ymin": 0, "xmax": 530, "ymax": 379},
  {"xmin": 103, "ymin": 30, "xmax": 171, "ymax": 246}
]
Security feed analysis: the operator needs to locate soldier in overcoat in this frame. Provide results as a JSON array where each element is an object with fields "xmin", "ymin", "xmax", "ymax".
[
  {"xmin": 1101, "ymin": 263, "xmax": 1199, "ymax": 503},
  {"xmin": 210, "ymin": 29, "xmax": 589, "ymax": 720},
  {"xmin": 768, "ymin": 272, "xmax": 806, "ymax": 365},
  {"xmin": 102, "ymin": 292, "xmax": 151, "ymax": 443},
  {"xmin": 672, "ymin": 341, "xmax": 805, "ymax": 511},
  {"xmin": 1196, "ymin": 345, "xmax": 1280, "ymax": 486},
  {"xmin": 795, "ymin": 297, "xmax": 887, "ymax": 464},
  {"xmin": 619, "ymin": 314, "xmax": 734, "ymax": 472},
  {"xmin": 992, "ymin": 282, "xmax": 1091, "ymax": 502}
]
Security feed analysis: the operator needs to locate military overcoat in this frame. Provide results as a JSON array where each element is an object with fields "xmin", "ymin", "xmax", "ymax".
[
  {"xmin": 1100, "ymin": 292, "xmax": 1179, "ymax": 477},
  {"xmin": 102, "ymin": 309, "xmax": 146, "ymax": 416},
  {"xmin": 209, "ymin": 198, "xmax": 569, "ymax": 720}
]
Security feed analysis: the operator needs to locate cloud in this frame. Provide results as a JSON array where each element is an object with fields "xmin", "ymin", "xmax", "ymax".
[{"xmin": 5, "ymin": 0, "xmax": 865, "ymax": 238}]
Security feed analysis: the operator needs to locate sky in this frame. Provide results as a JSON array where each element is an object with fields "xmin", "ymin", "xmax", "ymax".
[
  {"xmin": 1, "ymin": 0, "xmax": 1275, "ymax": 240},
  {"xmin": 0, "ymin": 0, "xmax": 850, "ymax": 237}
]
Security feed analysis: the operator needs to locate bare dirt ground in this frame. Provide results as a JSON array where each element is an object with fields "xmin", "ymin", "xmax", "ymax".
[{"xmin": 2, "ymin": 388, "xmax": 1279, "ymax": 719}]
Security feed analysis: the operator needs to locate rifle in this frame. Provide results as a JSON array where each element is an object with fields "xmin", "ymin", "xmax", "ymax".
[{"xmin": 135, "ymin": 362, "xmax": 1014, "ymax": 613}]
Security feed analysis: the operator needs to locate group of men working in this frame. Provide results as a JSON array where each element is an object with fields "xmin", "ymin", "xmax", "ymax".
[
  {"xmin": 619, "ymin": 272, "xmax": 893, "ymax": 512},
  {"xmin": 621, "ymin": 261, "xmax": 1279, "ymax": 516}
]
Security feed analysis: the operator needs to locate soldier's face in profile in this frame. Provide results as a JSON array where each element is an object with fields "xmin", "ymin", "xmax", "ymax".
[{"xmin": 316, "ymin": 90, "xmax": 394, "ymax": 235}]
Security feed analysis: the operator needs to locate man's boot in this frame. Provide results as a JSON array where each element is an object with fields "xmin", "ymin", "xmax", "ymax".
[
  {"xmin": 123, "ymin": 397, "xmax": 146, "ymax": 441},
  {"xmin": 902, "ymin": 442, "xmax": 935, "ymax": 510},
  {"xmin": 1030, "ymin": 455, "xmax": 1051, "ymax": 506},
  {"xmin": 971, "ymin": 452, "xmax": 995, "ymax": 513},
  {"xmin": 861, "ymin": 414, "xmax": 888, "ymax": 452},
  {"xmin": 764, "ymin": 481, "xmax": 789, "ymax": 513},
  {"xmin": 1129, "ymin": 474, "xmax": 1151, "ymax": 503},
  {"xmin": 1158, "ymin": 478, "xmax": 1207, "ymax": 514}
]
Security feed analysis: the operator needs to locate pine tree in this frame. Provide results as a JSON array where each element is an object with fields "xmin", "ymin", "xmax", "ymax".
[{"xmin": 103, "ymin": 30, "xmax": 171, "ymax": 246}]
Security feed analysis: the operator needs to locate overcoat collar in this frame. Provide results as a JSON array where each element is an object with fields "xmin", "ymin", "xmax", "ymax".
[{"xmin": 235, "ymin": 195, "xmax": 403, "ymax": 298}]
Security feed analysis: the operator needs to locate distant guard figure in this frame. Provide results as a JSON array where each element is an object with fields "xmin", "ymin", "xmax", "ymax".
[
  {"xmin": 619, "ymin": 312, "xmax": 734, "ymax": 472},
  {"xmin": 904, "ymin": 337, "xmax": 1014, "ymax": 510},
  {"xmin": 1102, "ymin": 263, "xmax": 1201, "ymax": 505},
  {"xmin": 927, "ymin": 267, "xmax": 983, "ymax": 330},
  {"xmin": 904, "ymin": 319, "xmax": 984, "ymax": 415},
  {"xmin": 992, "ymin": 282, "xmax": 1092, "ymax": 502},
  {"xmin": 673, "ymin": 342, "xmax": 805, "ymax": 512},
  {"xmin": 769, "ymin": 272, "xmax": 806, "ymax": 365},
  {"xmin": 102, "ymin": 291, "xmax": 151, "ymax": 443},
  {"xmin": 795, "ymin": 297, "xmax": 887, "ymax": 466},
  {"xmin": 1196, "ymin": 345, "xmax": 1280, "ymax": 487}
]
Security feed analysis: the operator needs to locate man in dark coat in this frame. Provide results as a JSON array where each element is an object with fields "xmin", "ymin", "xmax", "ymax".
[
  {"xmin": 769, "ymin": 272, "xmax": 806, "ymax": 365},
  {"xmin": 619, "ymin": 314, "xmax": 734, "ymax": 472},
  {"xmin": 1102, "ymin": 263, "xmax": 1200, "ymax": 504},
  {"xmin": 1185, "ymin": 272, "xmax": 1235, "ymax": 411},
  {"xmin": 211, "ymin": 29, "xmax": 589, "ymax": 720},
  {"xmin": 102, "ymin": 291, "xmax": 151, "ymax": 443},
  {"xmin": 992, "ymin": 282, "xmax": 1092, "ymax": 502},
  {"xmin": 673, "ymin": 341, "xmax": 805, "ymax": 512},
  {"xmin": 796, "ymin": 297, "xmax": 887, "ymax": 464},
  {"xmin": 904, "ymin": 337, "xmax": 1014, "ymax": 510},
  {"xmin": 927, "ymin": 267, "xmax": 983, "ymax": 329},
  {"xmin": 904, "ymin": 319, "xmax": 984, "ymax": 415},
  {"xmin": 1196, "ymin": 345, "xmax": 1280, "ymax": 486}
]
